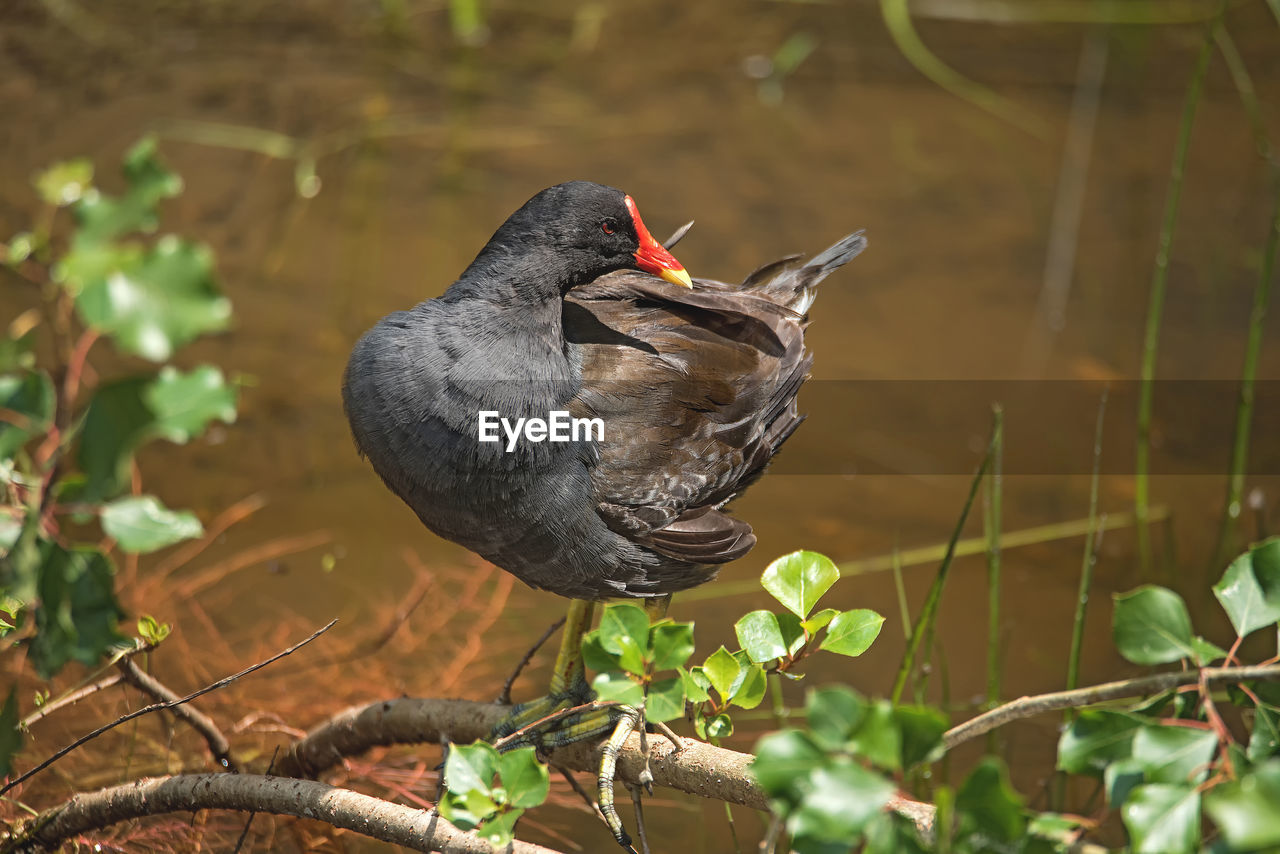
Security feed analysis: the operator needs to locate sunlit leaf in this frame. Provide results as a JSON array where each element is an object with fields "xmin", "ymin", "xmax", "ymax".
[
  {"xmin": 735, "ymin": 609, "xmax": 787, "ymax": 663},
  {"xmin": 592, "ymin": 670, "xmax": 644, "ymax": 708},
  {"xmin": 1131, "ymin": 724, "xmax": 1216, "ymax": 787},
  {"xmin": 1112, "ymin": 586, "xmax": 1196, "ymax": 665},
  {"xmin": 443, "ymin": 741, "xmax": 498, "ymax": 798},
  {"xmin": 71, "ymin": 137, "xmax": 182, "ymax": 245},
  {"xmin": 703, "ymin": 646, "xmax": 741, "ymax": 698},
  {"xmin": 1215, "ymin": 541, "xmax": 1280, "ymax": 638},
  {"xmin": 761, "ymin": 550, "xmax": 839, "ymax": 618},
  {"xmin": 704, "ymin": 712, "xmax": 733, "ymax": 740},
  {"xmin": 800, "ymin": 607, "xmax": 838, "ymax": 635},
  {"xmin": 478, "ymin": 808, "xmax": 522, "ymax": 848},
  {"xmin": 681, "ymin": 666, "xmax": 710, "ymax": 703},
  {"xmin": 34, "ymin": 158, "xmax": 93, "ymax": 207},
  {"xmin": 496, "ymin": 747, "xmax": 548, "ymax": 809},
  {"xmin": 818, "ymin": 609, "xmax": 884, "ymax": 657},
  {"xmin": 646, "ymin": 676, "xmax": 685, "ymax": 723},
  {"xmin": 729, "ymin": 660, "xmax": 767, "ymax": 710},
  {"xmin": 649, "ymin": 621, "xmax": 694, "ymax": 671},
  {"xmin": 597, "ymin": 603, "xmax": 650, "ymax": 675},
  {"xmin": 1121, "ymin": 783, "xmax": 1199, "ymax": 854},
  {"xmin": 1104, "ymin": 758, "xmax": 1145, "ymax": 808},
  {"xmin": 101, "ymin": 495, "xmax": 203, "ymax": 554},
  {"xmin": 788, "ymin": 760, "xmax": 895, "ymax": 843}
]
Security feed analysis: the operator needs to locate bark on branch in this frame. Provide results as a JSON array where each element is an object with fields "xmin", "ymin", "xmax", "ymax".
[{"xmin": 3, "ymin": 774, "xmax": 560, "ymax": 854}]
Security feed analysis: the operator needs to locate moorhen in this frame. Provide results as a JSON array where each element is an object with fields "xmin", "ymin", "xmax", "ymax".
[{"xmin": 342, "ymin": 180, "xmax": 864, "ymax": 844}]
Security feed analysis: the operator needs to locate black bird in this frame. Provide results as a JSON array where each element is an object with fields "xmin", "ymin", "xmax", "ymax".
[{"xmin": 342, "ymin": 181, "xmax": 864, "ymax": 603}]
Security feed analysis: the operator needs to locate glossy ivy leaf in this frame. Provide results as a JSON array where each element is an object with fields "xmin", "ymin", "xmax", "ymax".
[
  {"xmin": 851, "ymin": 700, "xmax": 901, "ymax": 772},
  {"xmin": 592, "ymin": 670, "xmax": 644, "ymax": 708},
  {"xmin": 752, "ymin": 728, "xmax": 827, "ymax": 803},
  {"xmin": 681, "ymin": 666, "xmax": 710, "ymax": 703},
  {"xmin": 0, "ymin": 687, "xmax": 19, "ymax": 779},
  {"xmin": 74, "ymin": 236, "xmax": 230, "ymax": 362},
  {"xmin": 955, "ymin": 757, "xmax": 1026, "ymax": 844},
  {"xmin": 596, "ymin": 603, "xmax": 649, "ymax": 676},
  {"xmin": 29, "ymin": 542, "xmax": 125, "ymax": 678},
  {"xmin": 496, "ymin": 747, "xmax": 548, "ymax": 809},
  {"xmin": 1251, "ymin": 537, "xmax": 1280, "ymax": 603},
  {"xmin": 1131, "ymin": 724, "xmax": 1217, "ymax": 786},
  {"xmin": 787, "ymin": 760, "xmax": 895, "ymax": 845},
  {"xmin": 145, "ymin": 365, "xmax": 237, "ymax": 444},
  {"xmin": 646, "ymin": 676, "xmax": 685, "ymax": 723},
  {"xmin": 1121, "ymin": 783, "xmax": 1200, "ymax": 854},
  {"xmin": 648, "ymin": 621, "xmax": 694, "ymax": 671},
  {"xmin": 1104, "ymin": 758, "xmax": 1146, "ymax": 808},
  {"xmin": 735, "ymin": 609, "xmax": 787, "ymax": 663},
  {"xmin": 0, "ymin": 372, "xmax": 54, "ymax": 460},
  {"xmin": 101, "ymin": 495, "xmax": 203, "ymax": 554},
  {"xmin": 1112, "ymin": 585, "xmax": 1196, "ymax": 665},
  {"xmin": 895, "ymin": 705, "xmax": 948, "ymax": 769},
  {"xmin": 777, "ymin": 610, "xmax": 806, "ymax": 656},
  {"xmin": 818, "ymin": 608, "xmax": 884, "ymax": 657},
  {"xmin": 703, "ymin": 646, "xmax": 741, "ymax": 698},
  {"xmin": 1191, "ymin": 636, "xmax": 1227, "ymax": 665},
  {"xmin": 1249, "ymin": 702, "xmax": 1280, "ymax": 762},
  {"xmin": 1205, "ymin": 761, "xmax": 1280, "ymax": 851},
  {"xmin": 35, "ymin": 158, "xmax": 93, "ymax": 207},
  {"xmin": 805, "ymin": 685, "xmax": 866, "ymax": 751},
  {"xmin": 443, "ymin": 740, "xmax": 499, "ymax": 797},
  {"xmin": 1057, "ymin": 709, "xmax": 1142, "ymax": 777},
  {"xmin": 728, "ymin": 658, "xmax": 767, "ymax": 709},
  {"xmin": 1214, "ymin": 540, "xmax": 1280, "ymax": 638},
  {"xmin": 762, "ymin": 550, "xmax": 839, "ymax": 618}
]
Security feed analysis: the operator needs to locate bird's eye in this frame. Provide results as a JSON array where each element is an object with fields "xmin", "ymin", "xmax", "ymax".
[{"xmin": 601, "ymin": 220, "xmax": 615, "ymax": 235}]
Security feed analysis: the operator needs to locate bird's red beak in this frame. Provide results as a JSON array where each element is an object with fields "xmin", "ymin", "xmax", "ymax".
[{"xmin": 626, "ymin": 195, "xmax": 693, "ymax": 288}]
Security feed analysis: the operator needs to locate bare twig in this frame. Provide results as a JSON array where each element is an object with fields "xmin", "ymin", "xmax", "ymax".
[
  {"xmin": 944, "ymin": 664, "xmax": 1280, "ymax": 751},
  {"xmin": 20, "ymin": 673, "xmax": 123, "ymax": 729},
  {"xmin": 1, "ymin": 620, "xmax": 336, "ymax": 797},
  {"xmin": 3, "ymin": 773, "xmax": 561, "ymax": 854},
  {"xmin": 497, "ymin": 617, "xmax": 565, "ymax": 705},
  {"xmin": 116, "ymin": 657, "xmax": 235, "ymax": 771}
]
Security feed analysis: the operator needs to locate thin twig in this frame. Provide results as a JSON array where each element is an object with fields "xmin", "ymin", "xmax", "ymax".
[
  {"xmin": 943, "ymin": 663, "xmax": 1280, "ymax": 751},
  {"xmin": 20, "ymin": 673, "xmax": 123, "ymax": 729},
  {"xmin": 116, "ymin": 656, "xmax": 235, "ymax": 770},
  {"xmin": 1, "ymin": 620, "xmax": 336, "ymax": 797},
  {"xmin": 497, "ymin": 616, "xmax": 566, "ymax": 705},
  {"xmin": 630, "ymin": 784, "xmax": 651, "ymax": 854}
]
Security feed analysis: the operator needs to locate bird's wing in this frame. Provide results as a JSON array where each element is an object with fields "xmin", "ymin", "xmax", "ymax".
[{"xmin": 564, "ymin": 270, "xmax": 811, "ymax": 565}]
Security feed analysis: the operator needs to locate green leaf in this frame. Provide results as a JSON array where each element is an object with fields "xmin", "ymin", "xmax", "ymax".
[
  {"xmin": 752, "ymin": 729, "xmax": 827, "ymax": 802},
  {"xmin": 704, "ymin": 712, "xmax": 733, "ymax": 739},
  {"xmin": 646, "ymin": 676, "xmax": 686, "ymax": 723},
  {"xmin": 28, "ymin": 542, "xmax": 125, "ymax": 678},
  {"xmin": 1104, "ymin": 758, "xmax": 1146, "ymax": 808},
  {"xmin": 728, "ymin": 659, "xmax": 767, "ymax": 710},
  {"xmin": 805, "ymin": 685, "xmax": 866, "ymax": 751},
  {"xmin": 1247, "ymin": 538, "xmax": 1280, "ymax": 610},
  {"xmin": 735, "ymin": 609, "xmax": 787, "ymax": 663},
  {"xmin": 955, "ymin": 757, "xmax": 1026, "ymax": 843},
  {"xmin": 851, "ymin": 700, "xmax": 902, "ymax": 772},
  {"xmin": 70, "ymin": 137, "xmax": 182, "ymax": 245},
  {"xmin": 0, "ymin": 687, "xmax": 20, "ymax": 778},
  {"xmin": 648, "ymin": 621, "xmax": 694, "ymax": 670},
  {"xmin": 1121, "ymin": 783, "xmax": 1199, "ymax": 854},
  {"xmin": 596, "ymin": 603, "xmax": 649, "ymax": 675},
  {"xmin": 443, "ymin": 741, "xmax": 498, "ymax": 798},
  {"xmin": 1191, "ymin": 636, "xmax": 1227, "ymax": 665},
  {"xmin": 1250, "ymin": 702, "xmax": 1280, "ymax": 762},
  {"xmin": 800, "ymin": 607, "xmax": 838, "ymax": 635},
  {"xmin": 895, "ymin": 705, "xmax": 948, "ymax": 769},
  {"xmin": 35, "ymin": 158, "xmax": 93, "ymax": 207},
  {"xmin": 438, "ymin": 785, "xmax": 498, "ymax": 832},
  {"xmin": 788, "ymin": 760, "xmax": 895, "ymax": 843},
  {"xmin": 496, "ymin": 747, "xmax": 548, "ymax": 809},
  {"xmin": 1027, "ymin": 812, "xmax": 1084, "ymax": 845},
  {"xmin": 101, "ymin": 495, "xmax": 203, "ymax": 553},
  {"xmin": 864, "ymin": 812, "xmax": 930, "ymax": 854},
  {"xmin": 681, "ymin": 666, "xmax": 710, "ymax": 703},
  {"xmin": 1215, "ymin": 542, "xmax": 1280, "ymax": 638},
  {"xmin": 1131, "ymin": 723, "xmax": 1217, "ymax": 786},
  {"xmin": 478, "ymin": 808, "xmax": 522, "ymax": 848},
  {"xmin": 145, "ymin": 365, "xmax": 238, "ymax": 442},
  {"xmin": 703, "ymin": 645, "xmax": 741, "ymax": 698},
  {"xmin": 761, "ymin": 550, "xmax": 840, "ymax": 618},
  {"xmin": 592, "ymin": 670, "xmax": 644, "ymax": 708},
  {"xmin": 74, "ymin": 237, "xmax": 230, "ymax": 362},
  {"xmin": 582, "ymin": 633, "xmax": 622, "ymax": 673},
  {"xmin": 1205, "ymin": 761, "xmax": 1280, "ymax": 851},
  {"xmin": 818, "ymin": 609, "xmax": 884, "ymax": 657},
  {"xmin": 136, "ymin": 614, "xmax": 171, "ymax": 645},
  {"xmin": 1112, "ymin": 586, "xmax": 1196, "ymax": 665},
  {"xmin": 0, "ymin": 372, "xmax": 55, "ymax": 460},
  {"xmin": 1057, "ymin": 709, "xmax": 1142, "ymax": 777},
  {"xmin": 777, "ymin": 610, "xmax": 806, "ymax": 656}
]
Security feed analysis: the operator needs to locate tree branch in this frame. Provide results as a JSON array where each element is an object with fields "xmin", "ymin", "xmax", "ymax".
[
  {"xmin": 116, "ymin": 656, "xmax": 234, "ymax": 771},
  {"xmin": 944, "ymin": 663, "xmax": 1280, "ymax": 751},
  {"xmin": 2, "ymin": 774, "xmax": 561, "ymax": 854}
]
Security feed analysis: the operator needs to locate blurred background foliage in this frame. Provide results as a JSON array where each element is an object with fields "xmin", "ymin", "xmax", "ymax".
[{"xmin": 2, "ymin": 0, "xmax": 1280, "ymax": 850}]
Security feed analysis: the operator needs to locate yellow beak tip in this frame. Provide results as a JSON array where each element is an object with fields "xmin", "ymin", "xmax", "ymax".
[{"xmin": 662, "ymin": 267, "xmax": 694, "ymax": 289}]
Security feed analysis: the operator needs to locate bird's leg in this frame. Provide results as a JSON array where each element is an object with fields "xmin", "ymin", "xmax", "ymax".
[{"xmin": 491, "ymin": 598, "xmax": 596, "ymax": 739}]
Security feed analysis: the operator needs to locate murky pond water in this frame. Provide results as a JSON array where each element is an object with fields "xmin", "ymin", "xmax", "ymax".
[{"xmin": 4, "ymin": 0, "xmax": 1279, "ymax": 849}]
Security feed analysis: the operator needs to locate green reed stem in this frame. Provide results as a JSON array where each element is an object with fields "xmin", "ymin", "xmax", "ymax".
[
  {"xmin": 892, "ymin": 429, "xmax": 995, "ymax": 706},
  {"xmin": 1136, "ymin": 4, "xmax": 1222, "ymax": 573},
  {"xmin": 984, "ymin": 406, "xmax": 1004, "ymax": 727},
  {"xmin": 1067, "ymin": 389, "xmax": 1108, "ymax": 696},
  {"xmin": 892, "ymin": 543, "xmax": 912, "ymax": 640}
]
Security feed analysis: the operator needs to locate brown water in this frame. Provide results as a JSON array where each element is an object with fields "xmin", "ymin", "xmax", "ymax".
[{"xmin": 4, "ymin": 1, "xmax": 1280, "ymax": 850}]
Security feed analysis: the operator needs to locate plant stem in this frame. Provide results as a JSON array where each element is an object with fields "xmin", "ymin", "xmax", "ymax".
[
  {"xmin": 984, "ymin": 405, "xmax": 1004, "ymax": 730},
  {"xmin": 1135, "ymin": 2, "xmax": 1223, "ymax": 573},
  {"xmin": 1067, "ymin": 389, "xmax": 1108, "ymax": 694}
]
